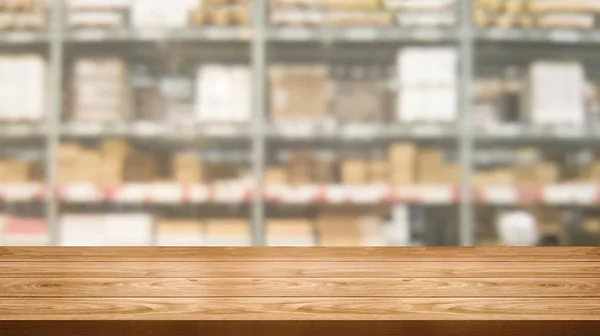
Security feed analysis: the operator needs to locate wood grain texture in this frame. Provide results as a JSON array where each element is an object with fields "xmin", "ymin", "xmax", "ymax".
[
  {"xmin": 1, "ymin": 298, "xmax": 599, "ymax": 320},
  {"xmin": 2, "ymin": 278, "xmax": 599, "ymax": 298},
  {"xmin": 2, "ymin": 247, "xmax": 599, "ymax": 261},
  {"xmin": 2, "ymin": 321, "xmax": 600, "ymax": 336},
  {"xmin": 2, "ymin": 261, "xmax": 599, "ymax": 278}
]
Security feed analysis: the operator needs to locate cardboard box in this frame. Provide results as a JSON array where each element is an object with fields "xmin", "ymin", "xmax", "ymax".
[
  {"xmin": 267, "ymin": 219, "xmax": 316, "ymax": 246},
  {"xmin": 173, "ymin": 153, "xmax": 203, "ymax": 185},
  {"xmin": 205, "ymin": 219, "xmax": 251, "ymax": 246},
  {"xmin": 388, "ymin": 143, "xmax": 416, "ymax": 186},
  {"xmin": 288, "ymin": 152, "xmax": 313, "ymax": 185},
  {"xmin": 369, "ymin": 161, "xmax": 389, "ymax": 184},
  {"xmin": 265, "ymin": 166, "xmax": 288, "ymax": 186},
  {"xmin": 270, "ymin": 65, "xmax": 328, "ymax": 122},
  {"xmin": 341, "ymin": 159, "xmax": 368, "ymax": 185},
  {"xmin": 316, "ymin": 216, "xmax": 364, "ymax": 246},
  {"xmin": 158, "ymin": 219, "xmax": 204, "ymax": 246}
]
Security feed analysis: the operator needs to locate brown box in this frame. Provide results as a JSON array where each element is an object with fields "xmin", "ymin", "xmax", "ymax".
[
  {"xmin": 388, "ymin": 143, "xmax": 417, "ymax": 186},
  {"xmin": 270, "ymin": 65, "xmax": 328, "ymax": 122},
  {"xmin": 172, "ymin": 154, "xmax": 203, "ymax": 185},
  {"xmin": 265, "ymin": 166, "xmax": 288, "ymax": 186},
  {"xmin": 288, "ymin": 152, "xmax": 313, "ymax": 185},
  {"xmin": 0, "ymin": 160, "xmax": 30, "ymax": 182},
  {"xmin": 369, "ymin": 161, "xmax": 389, "ymax": 184},
  {"xmin": 341, "ymin": 159, "xmax": 368, "ymax": 185},
  {"xmin": 316, "ymin": 216, "xmax": 363, "ymax": 246},
  {"xmin": 101, "ymin": 139, "xmax": 131, "ymax": 160}
]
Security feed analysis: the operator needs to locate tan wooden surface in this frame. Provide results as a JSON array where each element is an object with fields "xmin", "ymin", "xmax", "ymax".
[{"xmin": 0, "ymin": 247, "xmax": 599, "ymax": 335}]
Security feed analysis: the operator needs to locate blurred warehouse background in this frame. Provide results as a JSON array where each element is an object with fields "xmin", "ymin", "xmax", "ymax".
[{"xmin": 1, "ymin": 0, "xmax": 600, "ymax": 247}]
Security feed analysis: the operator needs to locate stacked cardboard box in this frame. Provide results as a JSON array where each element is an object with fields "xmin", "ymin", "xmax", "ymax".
[
  {"xmin": 0, "ymin": 157, "xmax": 33, "ymax": 183},
  {"xmin": 0, "ymin": 0, "xmax": 47, "ymax": 30},
  {"xmin": 388, "ymin": 143, "xmax": 416, "ymax": 186},
  {"xmin": 60, "ymin": 213, "xmax": 153, "ymax": 246},
  {"xmin": 270, "ymin": 0, "xmax": 455, "ymax": 27},
  {"xmin": 204, "ymin": 219, "xmax": 251, "ymax": 246},
  {"xmin": 267, "ymin": 219, "xmax": 316, "ymax": 246},
  {"xmin": 191, "ymin": 0, "xmax": 251, "ymax": 26},
  {"xmin": 195, "ymin": 65, "xmax": 252, "ymax": 123},
  {"xmin": 316, "ymin": 215, "xmax": 364, "ymax": 246},
  {"xmin": 331, "ymin": 65, "xmax": 390, "ymax": 124},
  {"xmin": 173, "ymin": 153, "xmax": 204, "ymax": 185},
  {"xmin": 0, "ymin": 55, "xmax": 45, "ymax": 122},
  {"xmin": 70, "ymin": 58, "xmax": 129, "ymax": 124},
  {"xmin": 157, "ymin": 219, "xmax": 204, "ymax": 246},
  {"xmin": 1, "ymin": 217, "xmax": 49, "ymax": 246},
  {"xmin": 68, "ymin": 0, "xmax": 129, "ymax": 28},
  {"xmin": 396, "ymin": 47, "xmax": 458, "ymax": 123},
  {"xmin": 416, "ymin": 148, "xmax": 459, "ymax": 185},
  {"xmin": 58, "ymin": 143, "xmax": 103, "ymax": 185},
  {"xmin": 99, "ymin": 139, "xmax": 130, "ymax": 187},
  {"xmin": 270, "ymin": 65, "xmax": 328, "ymax": 123},
  {"xmin": 523, "ymin": 62, "xmax": 586, "ymax": 126},
  {"xmin": 474, "ymin": 0, "xmax": 600, "ymax": 29}
]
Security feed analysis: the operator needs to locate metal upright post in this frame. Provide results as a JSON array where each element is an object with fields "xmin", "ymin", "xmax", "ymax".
[
  {"xmin": 251, "ymin": 0, "xmax": 267, "ymax": 246},
  {"xmin": 458, "ymin": 0, "xmax": 475, "ymax": 246},
  {"xmin": 46, "ymin": 0, "xmax": 65, "ymax": 246}
]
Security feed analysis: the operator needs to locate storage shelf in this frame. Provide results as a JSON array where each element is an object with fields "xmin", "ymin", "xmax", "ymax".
[{"xmin": 2, "ymin": 183, "xmax": 599, "ymax": 206}]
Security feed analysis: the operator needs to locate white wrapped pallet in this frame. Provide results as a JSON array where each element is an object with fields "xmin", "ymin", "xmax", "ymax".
[
  {"xmin": 524, "ymin": 62, "xmax": 585, "ymax": 126},
  {"xmin": 396, "ymin": 47, "xmax": 457, "ymax": 123},
  {"xmin": 104, "ymin": 213, "xmax": 154, "ymax": 246},
  {"xmin": 60, "ymin": 214, "xmax": 105, "ymax": 246},
  {"xmin": 0, "ymin": 55, "xmax": 45, "ymax": 122},
  {"xmin": 496, "ymin": 211, "xmax": 539, "ymax": 246},
  {"xmin": 195, "ymin": 65, "xmax": 252, "ymax": 123}
]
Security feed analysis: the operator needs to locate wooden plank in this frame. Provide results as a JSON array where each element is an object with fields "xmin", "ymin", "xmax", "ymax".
[
  {"xmin": 1, "ymin": 321, "xmax": 599, "ymax": 336},
  {"xmin": 0, "ymin": 298, "xmax": 599, "ymax": 320},
  {"xmin": 1, "ymin": 261, "xmax": 599, "ymax": 278},
  {"xmin": 1, "ymin": 278, "xmax": 599, "ymax": 298},
  {"xmin": 1, "ymin": 247, "xmax": 599, "ymax": 262}
]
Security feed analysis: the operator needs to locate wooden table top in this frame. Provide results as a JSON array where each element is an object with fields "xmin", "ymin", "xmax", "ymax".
[{"xmin": 1, "ymin": 247, "xmax": 599, "ymax": 335}]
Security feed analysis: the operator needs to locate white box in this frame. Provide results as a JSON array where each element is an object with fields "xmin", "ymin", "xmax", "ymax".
[
  {"xmin": 0, "ymin": 56, "xmax": 45, "ymax": 122},
  {"xmin": 157, "ymin": 220, "xmax": 204, "ymax": 246},
  {"xmin": 526, "ymin": 62, "xmax": 585, "ymax": 125},
  {"xmin": 60, "ymin": 215, "xmax": 105, "ymax": 246},
  {"xmin": 104, "ymin": 214, "xmax": 153, "ymax": 246},
  {"xmin": 204, "ymin": 220, "xmax": 251, "ymax": 246},
  {"xmin": 2, "ymin": 218, "xmax": 49, "ymax": 246},
  {"xmin": 267, "ymin": 220, "xmax": 316, "ymax": 247}
]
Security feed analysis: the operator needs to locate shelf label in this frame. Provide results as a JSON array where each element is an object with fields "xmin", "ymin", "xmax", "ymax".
[
  {"xmin": 62, "ymin": 184, "xmax": 102, "ymax": 202},
  {"xmin": 278, "ymin": 28, "xmax": 312, "ymax": 40},
  {"xmin": 549, "ymin": 30, "xmax": 581, "ymax": 43},
  {"xmin": 132, "ymin": 123, "xmax": 161, "ymax": 137},
  {"xmin": 412, "ymin": 29, "xmax": 444, "ymax": 41},
  {"xmin": 418, "ymin": 186, "xmax": 454, "ymax": 204},
  {"xmin": 189, "ymin": 185, "xmax": 210, "ymax": 203},
  {"xmin": 205, "ymin": 124, "xmax": 239, "ymax": 137},
  {"xmin": 113, "ymin": 184, "xmax": 148, "ymax": 203},
  {"xmin": 150, "ymin": 184, "xmax": 183, "ymax": 203},
  {"xmin": 74, "ymin": 29, "xmax": 107, "ymax": 41},
  {"xmin": 413, "ymin": 125, "xmax": 445, "ymax": 137},
  {"xmin": 481, "ymin": 186, "xmax": 517, "ymax": 204},
  {"xmin": 342, "ymin": 125, "xmax": 378, "ymax": 140},
  {"xmin": 5, "ymin": 32, "xmax": 36, "ymax": 43},
  {"xmin": 345, "ymin": 28, "xmax": 377, "ymax": 41}
]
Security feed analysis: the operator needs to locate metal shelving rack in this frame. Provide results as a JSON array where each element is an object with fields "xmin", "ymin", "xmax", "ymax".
[{"xmin": 3, "ymin": 0, "xmax": 600, "ymax": 246}]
